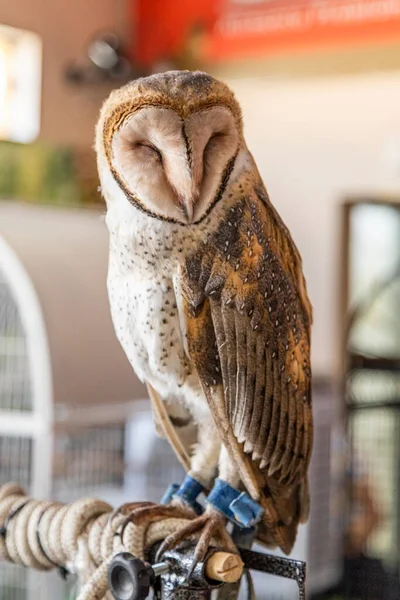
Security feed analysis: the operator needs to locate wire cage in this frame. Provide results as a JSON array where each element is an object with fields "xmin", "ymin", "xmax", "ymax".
[{"xmin": 338, "ymin": 199, "xmax": 400, "ymax": 600}]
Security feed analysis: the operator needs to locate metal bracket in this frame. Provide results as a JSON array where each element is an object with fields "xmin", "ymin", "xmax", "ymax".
[{"xmin": 239, "ymin": 548, "xmax": 306, "ymax": 600}]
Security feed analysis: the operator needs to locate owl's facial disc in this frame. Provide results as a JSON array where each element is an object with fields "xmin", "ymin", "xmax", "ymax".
[{"xmin": 111, "ymin": 105, "xmax": 239, "ymax": 223}]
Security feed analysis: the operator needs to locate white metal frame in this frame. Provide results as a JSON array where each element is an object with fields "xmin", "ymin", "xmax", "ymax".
[{"xmin": 0, "ymin": 234, "xmax": 53, "ymax": 499}]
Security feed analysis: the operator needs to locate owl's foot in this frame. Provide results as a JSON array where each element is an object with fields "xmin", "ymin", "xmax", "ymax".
[
  {"xmin": 155, "ymin": 507, "xmax": 238, "ymax": 575},
  {"xmin": 111, "ymin": 501, "xmax": 197, "ymax": 540}
]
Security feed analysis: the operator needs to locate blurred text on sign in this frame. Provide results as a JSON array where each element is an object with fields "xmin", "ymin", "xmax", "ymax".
[{"xmin": 135, "ymin": 0, "xmax": 400, "ymax": 66}]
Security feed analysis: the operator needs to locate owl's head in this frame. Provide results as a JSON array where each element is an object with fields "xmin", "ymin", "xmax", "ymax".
[{"xmin": 95, "ymin": 71, "xmax": 245, "ymax": 224}]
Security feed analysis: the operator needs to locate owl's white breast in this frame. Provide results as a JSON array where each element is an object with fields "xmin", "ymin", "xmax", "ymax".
[
  {"xmin": 107, "ymin": 262, "xmax": 194, "ymax": 396},
  {"xmin": 105, "ymin": 198, "xmax": 214, "ymax": 417}
]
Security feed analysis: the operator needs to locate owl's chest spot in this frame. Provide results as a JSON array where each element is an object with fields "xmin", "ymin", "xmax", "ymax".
[{"xmin": 108, "ymin": 271, "xmax": 193, "ymax": 395}]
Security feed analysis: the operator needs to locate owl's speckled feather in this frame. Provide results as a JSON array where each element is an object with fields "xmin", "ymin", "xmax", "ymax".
[
  {"xmin": 96, "ymin": 70, "xmax": 313, "ymax": 555},
  {"xmin": 181, "ymin": 175, "xmax": 312, "ymax": 552}
]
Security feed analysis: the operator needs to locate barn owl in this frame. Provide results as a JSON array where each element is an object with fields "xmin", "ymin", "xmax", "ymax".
[{"xmin": 95, "ymin": 71, "xmax": 313, "ymax": 565}]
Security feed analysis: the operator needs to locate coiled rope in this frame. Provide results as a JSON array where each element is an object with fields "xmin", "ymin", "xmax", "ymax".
[{"xmin": 0, "ymin": 482, "xmax": 195, "ymax": 600}]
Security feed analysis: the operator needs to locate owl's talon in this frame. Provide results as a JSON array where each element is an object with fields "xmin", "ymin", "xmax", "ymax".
[
  {"xmin": 156, "ymin": 508, "xmax": 238, "ymax": 576},
  {"xmin": 117, "ymin": 502, "xmax": 197, "ymax": 544},
  {"xmin": 188, "ymin": 512, "xmax": 220, "ymax": 576},
  {"xmin": 108, "ymin": 501, "xmax": 155, "ymax": 531}
]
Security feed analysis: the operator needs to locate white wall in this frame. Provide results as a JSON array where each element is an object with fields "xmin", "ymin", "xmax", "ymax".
[{"xmin": 226, "ymin": 71, "xmax": 400, "ymax": 376}]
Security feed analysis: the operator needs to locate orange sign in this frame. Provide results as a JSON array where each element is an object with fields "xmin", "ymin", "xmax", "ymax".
[
  {"xmin": 205, "ymin": 0, "xmax": 400, "ymax": 60},
  {"xmin": 134, "ymin": 0, "xmax": 400, "ymax": 66}
]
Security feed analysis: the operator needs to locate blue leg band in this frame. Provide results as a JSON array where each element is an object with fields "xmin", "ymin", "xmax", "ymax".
[
  {"xmin": 160, "ymin": 483, "xmax": 179, "ymax": 506},
  {"xmin": 160, "ymin": 474, "xmax": 205, "ymax": 515},
  {"xmin": 206, "ymin": 478, "xmax": 264, "ymax": 529}
]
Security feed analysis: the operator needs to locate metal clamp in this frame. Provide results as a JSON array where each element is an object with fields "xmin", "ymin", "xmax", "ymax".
[
  {"xmin": 108, "ymin": 553, "xmax": 169, "ymax": 600},
  {"xmin": 109, "ymin": 543, "xmax": 222, "ymax": 600},
  {"xmin": 108, "ymin": 544, "xmax": 307, "ymax": 600}
]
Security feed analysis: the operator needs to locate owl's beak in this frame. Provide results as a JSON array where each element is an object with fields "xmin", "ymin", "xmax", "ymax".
[
  {"xmin": 177, "ymin": 182, "xmax": 201, "ymax": 223},
  {"xmin": 177, "ymin": 194, "xmax": 194, "ymax": 223}
]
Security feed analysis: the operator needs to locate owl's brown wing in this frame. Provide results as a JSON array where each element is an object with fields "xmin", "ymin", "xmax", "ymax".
[{"xmin": 180, "ymin": 181, "xmax": 313, "ymax": 553}]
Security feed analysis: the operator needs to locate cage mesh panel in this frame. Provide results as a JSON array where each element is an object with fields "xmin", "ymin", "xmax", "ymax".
[
  {"xmin": 350, "ymin": 408, "xmax": 398, "ymax": 562},
  {"xmin": 348, "ymin": 370, "xmax": 400, "ymax": 406},
  {"xmin": 0, "ymin": 564, "xmax": 28, "ymax": 600},
  {"xmin": 53, "ymin": 424, "xmax": 125, "ymax": 498},
  {"xmin": 144, "ymin": 436, "xmax": 185, "ymax": 502},
  {"xmin": 309, "ymin": 421, "xmax": 332, "ymax": 571},
  {"xmin": 304, "ymin": 382, "xmax": 345, "ymax": 597},
  {"xmin": 124, "ymin": 410, "xmax": 186, "ymax": 503},
  {"xmin": 0, "ymin": 436, "xmax": 32, "ymax": 489},
  {"xmin": 0, "ymin": 267, "xmax": 32, "ymax": 412}
]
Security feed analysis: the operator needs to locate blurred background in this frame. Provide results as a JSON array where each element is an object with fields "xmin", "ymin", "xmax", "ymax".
[{"xmin": 1, "ymin": 0, "xmax": 400, "ymax": 598}]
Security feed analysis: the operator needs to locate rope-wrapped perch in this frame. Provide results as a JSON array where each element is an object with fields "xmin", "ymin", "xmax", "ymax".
[{"xmin": 0, "ymin": 483, "xmax": 243, "ymax": 600}]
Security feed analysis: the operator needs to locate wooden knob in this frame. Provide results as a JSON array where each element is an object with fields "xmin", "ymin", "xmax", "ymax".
[{"xmin": 205, "ymin": 551, "xmax": 244, "ymax": 583}]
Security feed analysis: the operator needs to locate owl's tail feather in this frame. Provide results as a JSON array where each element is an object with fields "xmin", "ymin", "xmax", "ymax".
[{"xmin": 257, "ymin": 477, "xmax": 310, "ymax": 555}]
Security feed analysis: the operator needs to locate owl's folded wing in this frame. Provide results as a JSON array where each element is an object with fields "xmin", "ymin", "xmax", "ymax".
[{"xmin": 180, "ymin": 184, "xmax": 313, "ymax": 522}]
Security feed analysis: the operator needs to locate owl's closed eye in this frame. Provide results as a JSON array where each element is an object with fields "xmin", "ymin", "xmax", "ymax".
[{"xmin": 110, "ymin": 105, "xmax": 240, "ymax": 223}]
